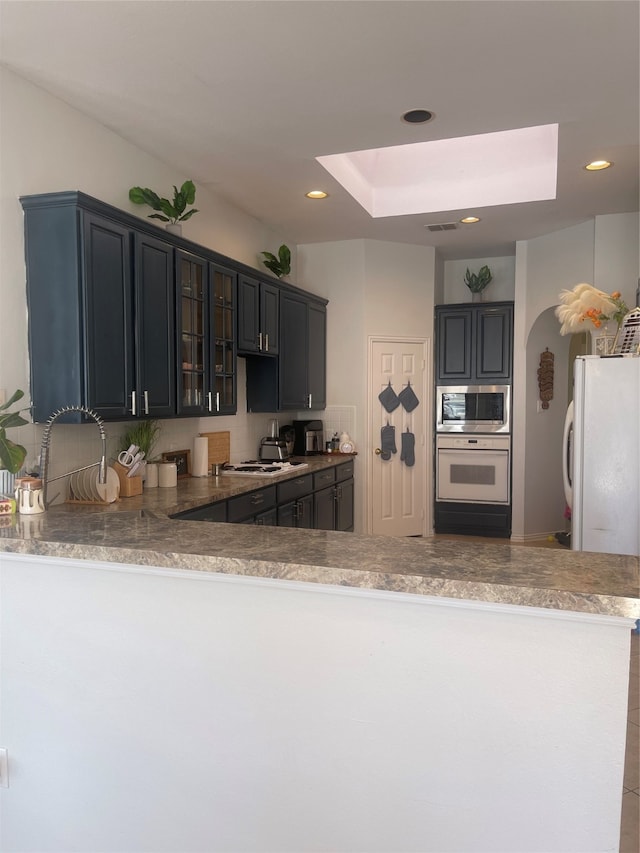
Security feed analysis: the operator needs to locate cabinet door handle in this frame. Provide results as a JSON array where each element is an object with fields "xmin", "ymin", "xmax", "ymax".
[
  {"xmin": 258, "ymin": 331, "xmax": 263, "ymax": 351},
  {"xmin": 143, "ymin": 390, "xmax": 149, "ymax": 415},
  {"xmin": 265, "ymin": 333, "xmax": 269, "ymax": 352},
  {"xmin": 216, "ymin": 392, "xmax": 220, "ymax": 412},
  {"xmin": 130, "ymin": 390, "xmax": 137, "ymax": 416},
  {"xmin": 207, "ymin": 392, "xmax": 212, "ymax": 412},
  {"xmin": 307, "ymin": 394, "xmax": 312, "ymax": 408},
  {"xmin": 251, "ymin": 494, "xmax": 265, "ymax": 506}
]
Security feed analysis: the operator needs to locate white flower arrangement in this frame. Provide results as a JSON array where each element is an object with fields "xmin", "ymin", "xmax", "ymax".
[{"xmin": 555, "ymin": 283, "xmax": 627, "ymax": 335}]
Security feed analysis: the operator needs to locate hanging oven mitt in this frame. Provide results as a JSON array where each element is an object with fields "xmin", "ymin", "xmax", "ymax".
[
  {"xmin": 378, "ymin": 381, "xmax": 400, "ymax": 413},
  {"xmin": 380, "ymin": 423, "xmax": 397, "ymax": 461},
  {"xmin": 400, "ymin": 429, "xmax": 415, "ymax": 467},
  {"xmin": 398, "ymin": 381, "xmax": 419, "ymax": 413}
]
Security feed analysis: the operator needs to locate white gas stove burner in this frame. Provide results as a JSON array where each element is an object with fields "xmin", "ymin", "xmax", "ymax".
[{"xmin": 223, "ymin": 461, "xmax": 309, "ymax": 477}]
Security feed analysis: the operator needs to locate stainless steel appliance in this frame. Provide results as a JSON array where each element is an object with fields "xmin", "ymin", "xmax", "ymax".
[
  {"xmin": 292, "ymin": 419, "xmax": 324, "ymax": 455},
  {"xmin": 259, "ymin": 437, "xmax": 290, "ymax": 462},
  {"xmin": 436, "ymin": 434, "xmax": 511, "ymax": 505},
  {"xmin": 436, "ymin": 385, "xmax": 511, "ymax": 433},
  {"xmin": 279, "ymin": 425, "xmax": 296, "ymax": 457}
]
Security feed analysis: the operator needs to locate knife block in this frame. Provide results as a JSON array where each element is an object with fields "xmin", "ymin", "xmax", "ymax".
[{"xmin": 113, "ymin": 461, "xmax": 143, "ymax": 497}]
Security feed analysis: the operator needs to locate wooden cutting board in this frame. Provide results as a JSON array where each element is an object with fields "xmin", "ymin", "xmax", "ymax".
[{"xmin": 199, "ymin": 431, "xmax": 231, "ymax": 466}]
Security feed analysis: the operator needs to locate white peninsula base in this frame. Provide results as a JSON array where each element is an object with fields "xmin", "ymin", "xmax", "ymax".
[{"xmin": 0, "ymin": 553, "xmax": 633, "ymax": 853}]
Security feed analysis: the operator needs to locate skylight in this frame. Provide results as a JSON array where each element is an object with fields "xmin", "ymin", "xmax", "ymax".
[{"xmin": 316, "ymin": 124, "xmax": 558, "ymax": 218}]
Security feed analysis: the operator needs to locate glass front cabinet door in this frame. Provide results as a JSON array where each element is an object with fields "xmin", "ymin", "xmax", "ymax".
[
  {"xmin": 176, "ymin": 251, "xmax": 237, "ymax": 416},
  {"xmin": 210, "ymin": 262, "xmax": 237, "ymax": 415},
  {"xmin": 177, "ymin": 250, "xmax": 207, "ymax": 415}
]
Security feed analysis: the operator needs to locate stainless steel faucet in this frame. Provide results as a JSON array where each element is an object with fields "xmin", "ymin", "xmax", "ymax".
[{"xmin": 40, "ymin": 405, "xmax": 108, "ymax": 508}]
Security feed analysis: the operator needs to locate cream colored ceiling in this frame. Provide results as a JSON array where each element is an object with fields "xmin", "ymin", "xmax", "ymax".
[{"xmin": 1, "ymin": 0, "xmax": 638, "ymax": 259}]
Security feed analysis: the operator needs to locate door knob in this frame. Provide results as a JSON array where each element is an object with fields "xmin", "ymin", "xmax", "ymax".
[{"xmin": 374, "ymin": 448, "xmax": 382, "ymax": 455}]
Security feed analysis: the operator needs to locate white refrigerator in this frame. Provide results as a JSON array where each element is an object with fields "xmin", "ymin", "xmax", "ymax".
[{"xmin": 563, "ymin": 355, "xmax": 640, "ymax": 555}]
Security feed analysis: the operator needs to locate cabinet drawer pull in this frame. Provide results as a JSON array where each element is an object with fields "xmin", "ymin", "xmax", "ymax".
[
  {"xmin": 258, "ymin": 331, "xmax": 263, "ymax": 351},
  {"xmin": 251, "ymin": 494, "xmax": 265, "ymax": 506},
  {"xmin": 130, "ymin": 390, "xmax": 137, "ymax": 416},
  {"xmin": 265, "ymin": 333, "xmax": 269, "ymax": 352},
  {"xmin": 143, "ymin": 390, "xmax": 149, "ymax": 415}
]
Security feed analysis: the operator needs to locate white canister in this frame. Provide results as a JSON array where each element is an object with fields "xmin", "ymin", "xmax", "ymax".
[
  {"xmin": 145, "ymin": 462, "xmax": 159, "ymax": 488},
  {"xmin": 158, "ymin": 462, "xmax": 178, "ymax": 488},
  {"xmin": 15, "ymin": 477, "xmax": 45, "ymax": 514}
]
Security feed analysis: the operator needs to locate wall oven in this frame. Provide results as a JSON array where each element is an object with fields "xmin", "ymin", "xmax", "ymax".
[
  {"xmin": 436, "ymin": 385, "xmax": 511, "ymax": 434},
  {"xmin": 436, "ymin": 435, "xmax": 511, "ymax": 505}
]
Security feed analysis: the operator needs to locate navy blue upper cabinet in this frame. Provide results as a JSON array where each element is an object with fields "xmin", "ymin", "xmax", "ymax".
[
  {"xmin": 436, "ymin": 302, "xmax": 513, "ymax": 384},
  {"xmin": 237, "ymin": 274, "xmax": 279, "ymax": 355},
  {"xmin": 279, "ymin": 292, "xmax": 326, "ymax": 411},
  {"xmin": 21, "ymin": 192, "xmax": 175, "ymax": 422},
  {"xmin": 134, "ymin": 233, "xmax": 175, "ymax": 418},
  {"xmin": 176, "ymin": 252, "xmax": 237, "ymax": 416},
  {"xmin": 21, "ymin": 190, "xmax": 325, "ymax": 422}
]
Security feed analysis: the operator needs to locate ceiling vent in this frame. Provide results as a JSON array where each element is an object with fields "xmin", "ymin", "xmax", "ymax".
[{"xmin": 425, "ymin": 222, "xmax": 458, "ymax": 232}]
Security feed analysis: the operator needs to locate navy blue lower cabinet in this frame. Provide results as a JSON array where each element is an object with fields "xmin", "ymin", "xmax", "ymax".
[{"xmin": 172, "ymin": 502, "xmax": 227, "ymax": 523}]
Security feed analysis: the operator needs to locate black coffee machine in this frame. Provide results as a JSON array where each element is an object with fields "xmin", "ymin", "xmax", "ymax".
[{"xmin": 291, "ymin": 419, "xmax": 324, "ymax": 455}]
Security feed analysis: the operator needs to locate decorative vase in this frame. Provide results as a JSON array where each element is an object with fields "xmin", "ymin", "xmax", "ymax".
[
  {"xmin": 471, "ymin": 291, "xmax": 483, "ymax": 303},
  {"xmin": 166, "ymin": 223, "xmax": 182, "ymax": 236},
  {"xmin": 592, "ymin": 321, "xmax": 616, "ymax": 356}
]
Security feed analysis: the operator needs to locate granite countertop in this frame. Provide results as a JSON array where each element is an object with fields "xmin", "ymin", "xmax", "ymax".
[{"xmin": 1, "ymin": 455, "xmax": 638, "ymax": 619}]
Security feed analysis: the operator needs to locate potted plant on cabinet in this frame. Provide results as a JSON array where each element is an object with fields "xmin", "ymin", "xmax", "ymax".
[
  {"xmin": 464, "ymin": 265, "xmax": 493, "ymax": 302},
  {"xmin": 261, "ymin": 244, "xmax": 291, "ymax": 279},
  {"xmin": 129, "ymin": 180, "xmax": 198, "ymax": 235}
]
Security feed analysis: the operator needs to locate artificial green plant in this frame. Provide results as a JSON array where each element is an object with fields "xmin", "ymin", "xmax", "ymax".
[
  {"xmin": 129, "ymin": 180, "xmax": 198, "ymax": 224},
  {"xmin": 0, "ymin": 389, "xmax": 28, "ymax": 473},
  {"xmin": 261, "ymin": 244, "xmax": 291, "ymax": 278},
  {"xmin": 464, "ymin": 265, "xmax": 493, "ymax": 294}
]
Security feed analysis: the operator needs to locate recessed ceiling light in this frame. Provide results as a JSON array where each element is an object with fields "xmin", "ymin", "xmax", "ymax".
[
  {"xmin": 585, "ymin": 160, "xmax": 613, "ymax": 171},
  {"xmin": 460, "ymin": 216, "xmax": 481, "ymax": 224},
  {"xmin": 402, "ymin": 109, "xmax": 434, "ymax": 124},
  {"xmin": 305, "ymin": 190, "xmax": 329, "ymax": 199}
]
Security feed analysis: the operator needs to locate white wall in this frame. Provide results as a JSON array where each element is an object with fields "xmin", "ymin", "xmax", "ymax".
[
  {"xmin": 0, "ymin": 68, "xmax": 290, "ymax": 482},
  {"xmin": 298, "ymin": 240, "xmax": 434, "ymax": 533},
  {"xmin": 443, "ymin": 255, "xmax": 516, "ymax": 304},
  {"xmin": 512, "ymin": 216, "xmax": 639, "ymax": 540},
  {"xmin": 1, "ymin": 553, "xmax": 632, "ymax": 852},
  {"xmin": 594, "ymin": 212, "xmax": 640, "ymax": 298}
]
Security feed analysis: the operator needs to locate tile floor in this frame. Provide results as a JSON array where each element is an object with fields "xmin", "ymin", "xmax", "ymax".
[{"xmin": 432, "ymin": 534, "xmax": 639, "ymax": 851}]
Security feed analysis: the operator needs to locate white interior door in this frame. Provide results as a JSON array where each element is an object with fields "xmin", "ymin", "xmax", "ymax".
[{"xmin": 368, "ymin": 337, "xmax": 430, "ymax": 537}]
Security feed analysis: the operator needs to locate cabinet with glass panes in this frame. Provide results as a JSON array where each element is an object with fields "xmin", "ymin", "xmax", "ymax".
[
  {"xmin": 176, "ymin": 250, "xmax": 207, "ymax": 414},
  {"xmin": 210, "ymin": 262, "xmax": 236, "ymax": 415}
]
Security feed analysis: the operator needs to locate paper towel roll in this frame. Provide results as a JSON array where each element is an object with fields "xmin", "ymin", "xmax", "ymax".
[{"xmin": 192, "ymin": 436, "xmax": 209, "ymax": 477}]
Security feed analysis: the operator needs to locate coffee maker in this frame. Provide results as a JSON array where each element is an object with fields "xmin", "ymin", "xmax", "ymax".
[{"xmin": 292, "ymin": 419, "xmax": 324, "ymax": 455}]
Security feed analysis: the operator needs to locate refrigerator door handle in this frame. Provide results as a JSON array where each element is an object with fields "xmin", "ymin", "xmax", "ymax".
[{"xmin": 562, "ymin": 400, "xmax": 574, "ymax": 509}]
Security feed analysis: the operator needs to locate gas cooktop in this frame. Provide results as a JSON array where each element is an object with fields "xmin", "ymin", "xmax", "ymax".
[{"xmin": 222, "ymin": 461, "xmax": 309, "ymax": 477}]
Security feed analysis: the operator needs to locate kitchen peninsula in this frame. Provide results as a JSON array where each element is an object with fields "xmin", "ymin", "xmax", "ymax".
[{"xmin": 1, "ymin": 467, "xmax": 638, "ymax": 853}]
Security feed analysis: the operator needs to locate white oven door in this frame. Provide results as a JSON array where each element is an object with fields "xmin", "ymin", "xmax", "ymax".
[{"xmin": 436, "ymin": 448, "xmax": 510, "ymax": 504}]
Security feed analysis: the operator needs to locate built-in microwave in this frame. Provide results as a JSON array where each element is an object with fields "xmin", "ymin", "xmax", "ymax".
[{"xmin": 436, "ymin": 385, "xmax": 511, "ymax": 433}]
